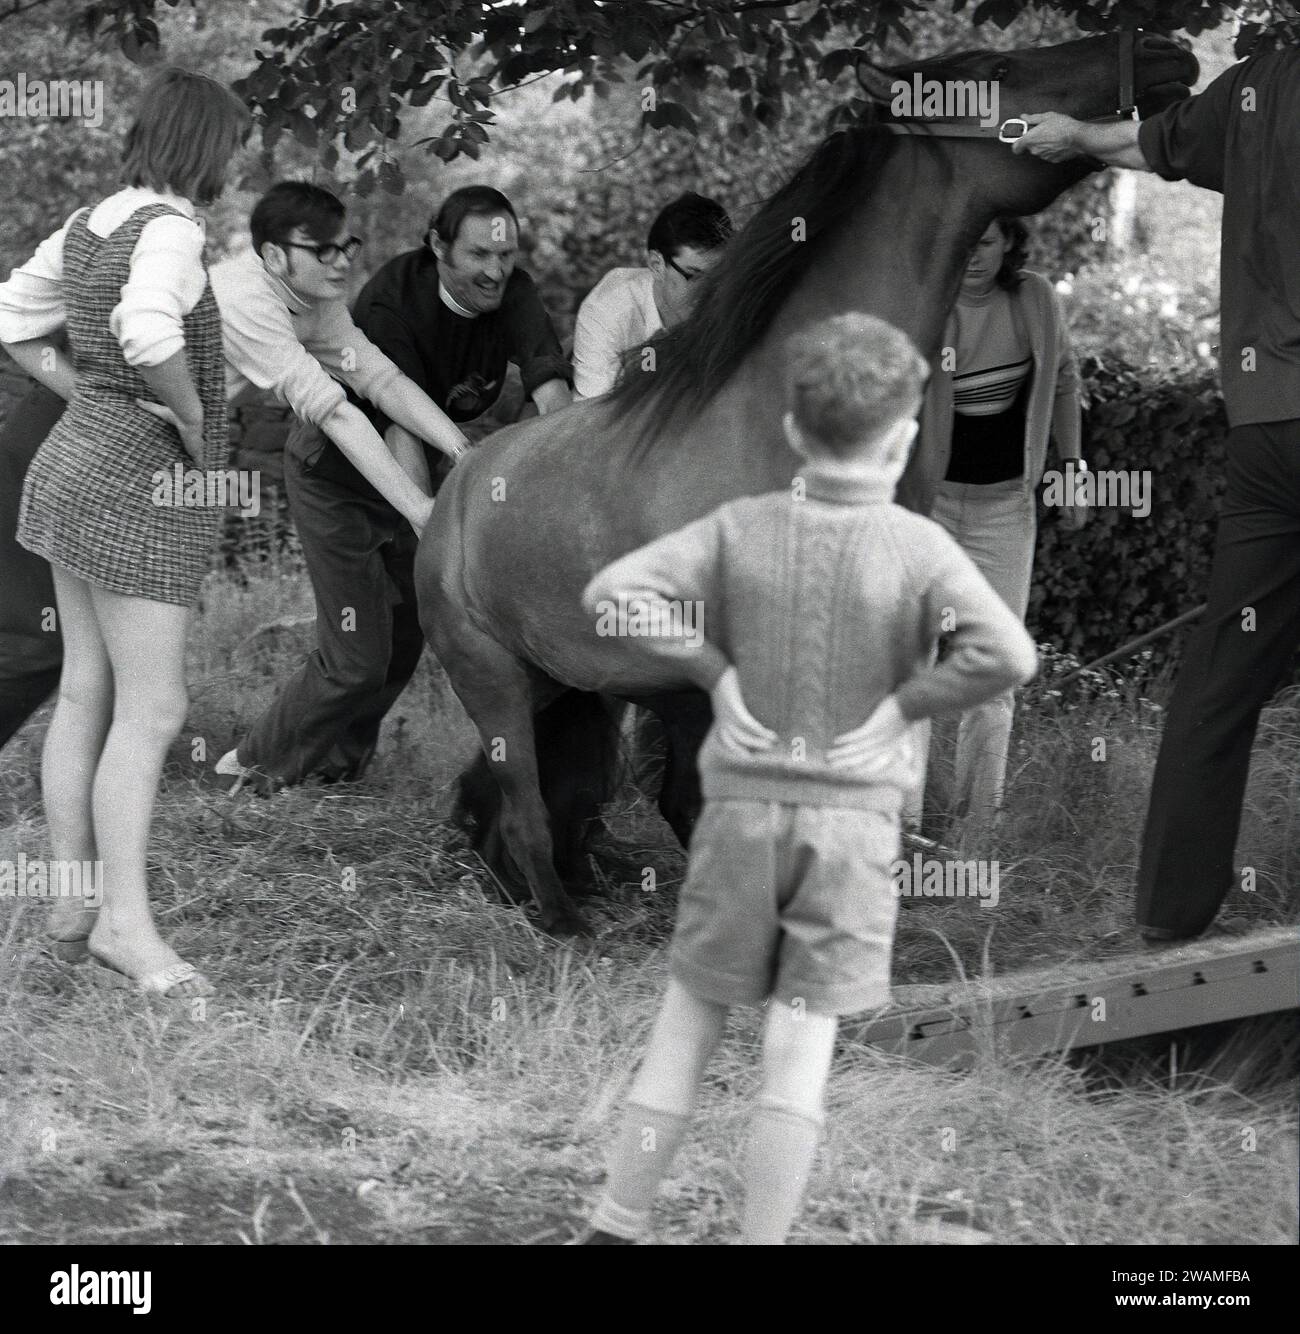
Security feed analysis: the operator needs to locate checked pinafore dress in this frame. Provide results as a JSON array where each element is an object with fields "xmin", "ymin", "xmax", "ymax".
[{"xmin": 17, "ymin": 202, "xmax": 227, "ymax": 606}]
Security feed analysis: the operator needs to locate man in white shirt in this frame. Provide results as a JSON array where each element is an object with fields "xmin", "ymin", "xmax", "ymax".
[{"xmin": 572, "ymin": 193, "xmax": 732, "ymax": 399}]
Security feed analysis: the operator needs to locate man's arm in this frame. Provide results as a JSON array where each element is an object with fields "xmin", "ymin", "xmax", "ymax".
[
  {"xmin": 1013, "ymin": 113, "xmax": 1152, "ymax": 169},
  {"xmin": 531, "ymin": 378, "xmax": 572, "ymax": 415},
  {"xmin": 386, "ymin": 422, "xmax": 433, "ymax": 495},
  {"xmin": 316, "ymin": 302, "xmax": 468, "ymax": 461},
  {"xmin": 372, "ymin": 373, "xmax": 469, "ymax": 459},
  {"xmin": 1017, "ymin": 58, "xmax": 1239, "ymax": 186},
  {"xmin": 502, "ymin": 270, "xmax": 573, "ymax": 415},
  {"xmin": 319, "ymin": 400, "xmax": 434, "ymax": 533}
]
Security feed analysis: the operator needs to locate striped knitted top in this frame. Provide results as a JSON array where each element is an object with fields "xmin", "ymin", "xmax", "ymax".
[{"xmin": 951, "ymin": 286, "xmax": 1032, "ymax": 416}]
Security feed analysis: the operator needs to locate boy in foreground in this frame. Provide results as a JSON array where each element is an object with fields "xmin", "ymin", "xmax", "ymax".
[{"xmin": 577, "ymin": 313, "xmax": 1039, "ymax": 1244}]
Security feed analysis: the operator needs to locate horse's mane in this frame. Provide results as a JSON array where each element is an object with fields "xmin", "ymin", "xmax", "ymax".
[{"xmin": 603, "ymin": 123, "xmax": 898, "ymax": 444}]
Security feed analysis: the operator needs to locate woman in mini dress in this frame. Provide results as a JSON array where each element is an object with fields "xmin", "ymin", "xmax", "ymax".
[
  {"xmin": 0, "ymin": 68, "xmax": 250, "ymax": 995},
  {"xmin": 909, "ymin": 217, "xmax": 1088, "ymax": 831}
]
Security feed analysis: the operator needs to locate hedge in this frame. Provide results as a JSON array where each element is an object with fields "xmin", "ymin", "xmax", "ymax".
[{"xmin": 1030, "ymin": 354, "xmax": 1226, "ymax": 663}]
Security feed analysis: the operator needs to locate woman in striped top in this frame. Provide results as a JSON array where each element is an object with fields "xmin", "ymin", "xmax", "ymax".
[{"xmin": 912, "ymin": 217, "xmax": 1087, "ymax": 830}]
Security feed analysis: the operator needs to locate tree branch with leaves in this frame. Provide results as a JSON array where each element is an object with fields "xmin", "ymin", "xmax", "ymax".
[{"xmin": 70, "ymin": 0, "xmax": 1297, "ymax": 195}]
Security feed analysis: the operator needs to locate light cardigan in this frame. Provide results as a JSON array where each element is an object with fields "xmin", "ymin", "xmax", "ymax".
[
  {"xmin": 905, "ymin": 270, "xmax": 1082, "ymax": 515},
  {"xmin": 0, "ymin": 187, "xmax": 205, "ymax": 367}
]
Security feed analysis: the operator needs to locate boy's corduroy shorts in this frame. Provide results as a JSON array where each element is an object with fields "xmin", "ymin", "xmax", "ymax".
[{"xmin": 669, "ymin": 798, "xmax": 900, "ymax": 1017}]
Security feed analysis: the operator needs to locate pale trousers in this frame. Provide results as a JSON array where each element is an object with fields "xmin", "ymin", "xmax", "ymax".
[{"xmin": 906, "ymin": 479, "xmax": 1036, "ymax": 824}]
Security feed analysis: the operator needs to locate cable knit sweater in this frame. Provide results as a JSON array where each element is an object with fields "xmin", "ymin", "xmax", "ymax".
[{"xmin": 583, "ymin": 464, "xmax": 1039, "ymax": 811}]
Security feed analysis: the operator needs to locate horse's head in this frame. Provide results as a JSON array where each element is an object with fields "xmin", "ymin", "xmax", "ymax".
[{"xmin": 857, "ymin": 32, "xmax": 1199, "ymax": 213}]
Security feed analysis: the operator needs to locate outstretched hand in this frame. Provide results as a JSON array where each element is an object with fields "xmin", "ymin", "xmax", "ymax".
[{"xmin": 710, "ymin": 666, "xmax": 778, "ymax": 757}]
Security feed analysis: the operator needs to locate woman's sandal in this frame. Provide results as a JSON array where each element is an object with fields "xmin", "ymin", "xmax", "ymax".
[{"xmin": 89, "ymin": 953, "xmax": 214, "ymax": 999}]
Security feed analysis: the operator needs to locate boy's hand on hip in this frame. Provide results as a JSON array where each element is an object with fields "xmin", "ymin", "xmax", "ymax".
[
  {"xmin": 826, "ymin": 695, "xmax": 912, "ymax": 775},
  {"xmin": 710, "ymin": 666, "xmax": 778, "ymax": 756}
]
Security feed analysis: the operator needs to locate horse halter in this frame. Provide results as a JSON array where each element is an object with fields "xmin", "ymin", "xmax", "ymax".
[{"xmin": 876, "ymin": 29, "xmax": 1139, "ymax": 145}]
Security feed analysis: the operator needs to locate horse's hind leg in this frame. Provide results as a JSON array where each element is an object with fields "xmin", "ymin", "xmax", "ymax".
[
  {"xmin": 535, "ymin": 691, "xmax": 625, "ymax": 892},
  {"xmin": 452, "ymin": 749, "xmax": 528, "ymax": 905},
  {"xmin": 428, "ymin": 610, "xmax": 587, "ymax": 936},
  {"xmin": 637, "ymin": 689, "xmax": 712, "ymax": 846}
]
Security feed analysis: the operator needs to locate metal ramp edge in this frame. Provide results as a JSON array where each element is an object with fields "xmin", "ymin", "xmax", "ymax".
[{"xmin": 849, "ymin": 925, "xmax": 1299, "ymax": 1065}]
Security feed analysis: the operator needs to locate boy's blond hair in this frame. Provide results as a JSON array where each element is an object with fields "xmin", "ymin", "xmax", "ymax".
[{"xmin": 786, "ymin": 313, "xmax": 927, "ymax": 458}]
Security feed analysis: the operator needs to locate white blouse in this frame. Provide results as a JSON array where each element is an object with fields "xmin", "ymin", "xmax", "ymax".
[{"xmin": 0, "ymin": 186, "xmax": 205, "ymax": 367}]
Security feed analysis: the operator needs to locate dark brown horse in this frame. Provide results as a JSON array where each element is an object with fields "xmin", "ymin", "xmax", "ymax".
[{"xmin": 417, "ymin": 32, "xmax": 1198, "ymax": 933}]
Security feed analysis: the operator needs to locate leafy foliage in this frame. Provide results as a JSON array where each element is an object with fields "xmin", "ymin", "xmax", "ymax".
[{"xmin": 68, "ymin": 0, "xmax": 1268, "ymax": 195}]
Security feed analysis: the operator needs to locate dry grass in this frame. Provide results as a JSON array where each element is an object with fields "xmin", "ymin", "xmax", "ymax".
[{"xmin": 0, "ymin": 556, "xmax": 1296, "ymax": 1245}]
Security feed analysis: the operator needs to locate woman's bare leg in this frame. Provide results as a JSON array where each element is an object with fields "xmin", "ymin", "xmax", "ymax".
[
  {"xmin": 85, "ymin": 585, "xmax": 209, "ymax": 995},
  {"xmin": 42, "ymin": 567, "xmax": 112, "ymax": 944}
]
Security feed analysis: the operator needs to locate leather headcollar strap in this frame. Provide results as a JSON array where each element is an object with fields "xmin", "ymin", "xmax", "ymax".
[{"xmin": 877, "ymin": 28, "xmax": 1141, "ymax": 145}]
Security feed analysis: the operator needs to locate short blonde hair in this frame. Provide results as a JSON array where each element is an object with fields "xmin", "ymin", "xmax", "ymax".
[
  {"xmin": 121, "ymin": 68, "xmax": 251, "ymax": 206},
  {"xmin": 786, "ymin": 313, "xmax": 927, "ymax": 457}
]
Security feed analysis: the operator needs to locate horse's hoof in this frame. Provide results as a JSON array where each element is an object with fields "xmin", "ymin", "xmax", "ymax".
[{"xmin": 540, "ymin": 906, "xmax": 591, "ymax": 939}]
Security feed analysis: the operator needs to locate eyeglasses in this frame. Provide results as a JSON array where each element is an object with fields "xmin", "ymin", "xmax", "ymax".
[
  {"xmin": 281, "ymin": 236, "xmax": 364, "ymax": 265},
  {"xmin": 665, "ymin": 254, "xmax": 706, "ymax": 283}
]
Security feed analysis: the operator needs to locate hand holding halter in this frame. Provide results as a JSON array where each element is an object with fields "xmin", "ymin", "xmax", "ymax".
[{"xmin": 878, "ymin": 29, "xmax": 1140, "ymax": 152}]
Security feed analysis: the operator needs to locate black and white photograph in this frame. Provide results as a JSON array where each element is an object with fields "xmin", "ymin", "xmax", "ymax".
[{"xmin": 0, "ymin": 0, "xmax": 1295, "ymax": 1287}]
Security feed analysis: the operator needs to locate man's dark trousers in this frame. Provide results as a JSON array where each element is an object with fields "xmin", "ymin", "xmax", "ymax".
[
  {"xmin": 236, "ymin": 423, "xmax": 426, "ymax": 785},
  {"xmin": 0, "ymin": 382, "xmax": 66, "ymax": 748},
  {"xmin": 1137, "ymin": 420, "xmax": 1300, "ymax": 937}
]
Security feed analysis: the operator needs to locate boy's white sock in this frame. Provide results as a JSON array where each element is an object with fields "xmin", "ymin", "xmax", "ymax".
[
  {"xmin": 589, "ymin": 1101, "xmax": 692, "ymax": 1241},
  {"xmin": 740, "ymin": 1097, "xmax": 823, "ymax": 1245}
]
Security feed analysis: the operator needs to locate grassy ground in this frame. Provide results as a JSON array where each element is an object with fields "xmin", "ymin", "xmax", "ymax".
[{"xmin": 1, "ymin": 553, "xmax": 1297, "ymax": 1245}]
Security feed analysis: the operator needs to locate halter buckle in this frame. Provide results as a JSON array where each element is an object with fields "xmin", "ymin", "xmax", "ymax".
[{"xmin": 998, "ymin": 118, "xmax": 1028, "ymax": 143}]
